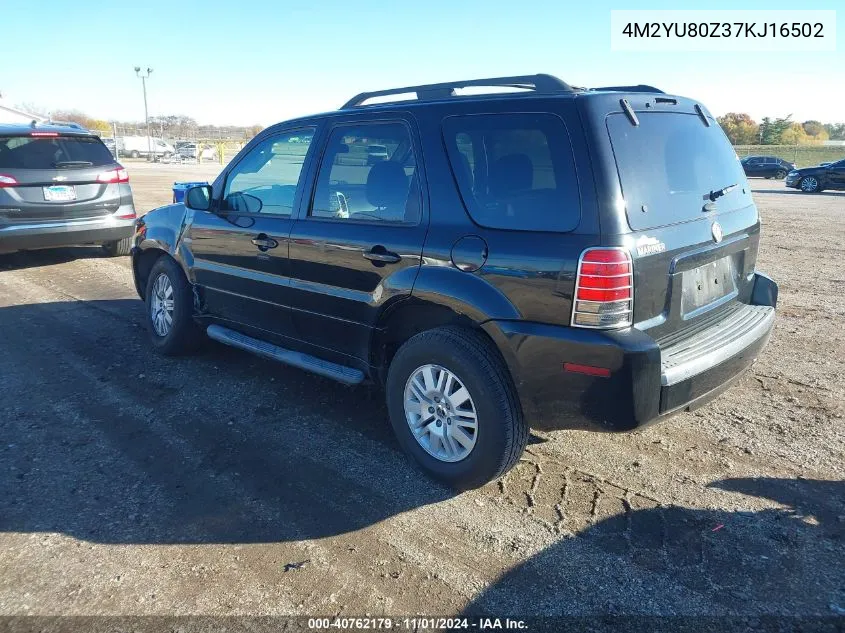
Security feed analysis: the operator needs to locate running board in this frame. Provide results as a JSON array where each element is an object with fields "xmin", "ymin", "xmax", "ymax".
[{"xmin": 206, "ymin": 325, "xmax": 365, "ymax": 385}]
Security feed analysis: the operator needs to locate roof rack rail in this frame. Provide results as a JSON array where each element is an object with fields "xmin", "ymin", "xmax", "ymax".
[
  {"xmin": 591, "ymin": 84, "xmax": 664, "ymax": 94},
  {"xmin": 341, "ymin": 74, "xmax": 574, "ymax": 109}
]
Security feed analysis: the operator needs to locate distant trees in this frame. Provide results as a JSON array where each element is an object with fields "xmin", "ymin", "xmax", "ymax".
[
  {"xmin": 824, "ymin": 123, "xmax": 845, "ymax": 140},
  {"xmin": 50, "ymin": 109, "xmax": 111, "ymax": 133},
  {"xmin": 30, "ymin": 107, "xmax": 264, "ymax": 141},
  {"xmin": 716, "ymin": 113, "xmax": 760, "ymax": 145},
  {"xmin": 148, "ymin": 115, "xmax": 198, "ymax": 139},
  {"xmin": 717, "ymin": 113, "xmax": 843, "ymax": 146}
]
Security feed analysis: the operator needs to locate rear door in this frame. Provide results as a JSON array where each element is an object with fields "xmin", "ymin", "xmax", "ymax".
[
  {"xmin": 826, "ymin": 159, "xmax": 845, "ymax": 189},
  {"xmin": 287, "ymin": 116, "xmax": 427, "ymax": 363},
  {"xmin": 605, "ymin": 109, "xmax": 760, "ymax": 339},
  {"xmin": 0, "ymin": 133, "xmax": 125, "ymax": 225}
]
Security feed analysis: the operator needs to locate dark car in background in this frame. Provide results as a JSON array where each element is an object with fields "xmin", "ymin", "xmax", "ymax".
[
  {"xmin": 785, "ymin": 158, "xmax": 845, "ymax": 193},
  {"xmin": 0, "ymin": 123, "xmax": 136, "ymax": 255},
  {"xmin": 740, "ymin": 155, "xmax": 795, "ymax": 179},
  {"xmin": 131, "ymin": 74, "xmax": 777, "ymax": 488}
]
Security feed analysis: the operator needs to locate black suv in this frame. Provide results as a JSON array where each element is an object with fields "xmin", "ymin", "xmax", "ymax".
[
  {"xmin": 131, "ymin": 74, "xmax": 777, "ymax": 489},
  {"xmin": 785, "ymin": 158, "xmax": 845, "ymax": 193},
  {"xmin": 0, "ymin": 123, "xmax": 136, "ymax": 255},
  {"xmin": 740, "ymin": 155, "xmax": 795, "ymax": 179}
]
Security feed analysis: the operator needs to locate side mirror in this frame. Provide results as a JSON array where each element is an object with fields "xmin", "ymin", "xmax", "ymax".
[{"xmin": 185, "ymin": 185, "xmax": 212, "ymax": 210}]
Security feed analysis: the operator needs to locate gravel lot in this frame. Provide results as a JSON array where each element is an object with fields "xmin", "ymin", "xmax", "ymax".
[{"xmin": 0, "ymin": 166, "xmax": 842, "ymax": 621}]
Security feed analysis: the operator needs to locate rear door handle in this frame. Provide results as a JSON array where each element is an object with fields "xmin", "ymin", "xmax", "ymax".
[
  {"xmin": 363, "ymin": 248, "xmax": 401, "ymax": 264},
  {"xmin": 251, "ymin": 234, "xmax": 278, "ymax": 251}
]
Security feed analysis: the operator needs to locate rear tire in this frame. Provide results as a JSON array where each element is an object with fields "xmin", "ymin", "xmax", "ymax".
[
  {"xmin": 386, "ymin": 326, "xmax": 527, "ymax": 490},
  {"xmin": 130, "ymin": 150, "xmax": 140, "ymax": 159},
  {"xmin": 102, "ymin": 236, "xmax": 132, "ymax": 257},
  {"xmin": 775, "ymin": 169, "xmax": 787, "ymax": 179},
  {"xmin": 144, "ymin": 256, "xmax": 203, "ymax": 356}
]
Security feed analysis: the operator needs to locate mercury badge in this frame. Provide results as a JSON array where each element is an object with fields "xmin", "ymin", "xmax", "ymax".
[
  {"xmin": 635, "ymin": 235, "xmax": 666, "ymax": 257},
  {"xmin": 711, "ymin": 221, "xmax": 724, "ymax": 244}
]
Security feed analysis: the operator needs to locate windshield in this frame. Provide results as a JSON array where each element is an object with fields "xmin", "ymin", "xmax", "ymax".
[
  {"xmin": 0, "ymin": 135, "xmax": 114, "ymax": 169},
  {"xmin": 607, "ymin": 112, "xmax": 753, "ymax": 231}
]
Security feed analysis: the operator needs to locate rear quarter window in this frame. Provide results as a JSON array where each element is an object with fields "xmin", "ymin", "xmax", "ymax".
[
  {"xmin": 0, "ymin": 135, "xmax": 115, "ymax": 169},
  {"xmin": 442, "ymin": 113, "xmax": 581, "ymax": 232}
]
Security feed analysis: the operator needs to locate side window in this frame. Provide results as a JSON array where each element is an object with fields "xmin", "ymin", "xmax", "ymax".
[
  {"xmin": 310, "ymin": 122, "xmax": 420, "ymax": 224},
  {"xmin": 223, "ymin": 128, "xmax": 314, "ymax": 215},
  {"xmin": 442, "ymin": 113, "xmax": 580, "ymax": 232}
]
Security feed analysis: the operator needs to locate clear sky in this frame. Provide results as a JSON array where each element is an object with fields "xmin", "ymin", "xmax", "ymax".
[{"xmin": 1, "ymin": 0, "xmax": 842, "ymax": 126}]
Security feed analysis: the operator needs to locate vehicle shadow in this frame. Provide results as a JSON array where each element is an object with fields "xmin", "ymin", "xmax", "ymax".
[
  {"xmin": 462, "ymin": 477, "xmax": 845, "ymax": 618},
  {"xmin": 0, "ymin": 298, "xmax": 454, "ymax": 545},
  {"xmin": 0, "ymin": 246, "xmax": 113, "ymax": 271}
]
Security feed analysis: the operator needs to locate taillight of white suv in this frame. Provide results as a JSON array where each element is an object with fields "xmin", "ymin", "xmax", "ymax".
[{"xmin": 571, "ymin": 248, "xmax": 633, "ymax": 329}]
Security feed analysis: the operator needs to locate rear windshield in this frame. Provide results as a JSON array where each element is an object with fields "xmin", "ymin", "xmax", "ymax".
[
  {"xmin": 0, "ymin": 135, "xmax": 115, "ymax": 169},
  {"xmin": 607, "ymin": 112, "xmax": 752, "ymax": 231},
  {"xmin": 442, "ymin": 113, "xmax": 581, "ymax": 232}
]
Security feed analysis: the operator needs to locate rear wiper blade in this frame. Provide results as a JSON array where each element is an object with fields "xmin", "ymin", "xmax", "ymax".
[
  {"xmin": 705, "ymin": 183, "xmax": 738, "ymax": 202},
  {"xmin": 53, "ymin": 160, "xmax": 93, "ymax": 168}
]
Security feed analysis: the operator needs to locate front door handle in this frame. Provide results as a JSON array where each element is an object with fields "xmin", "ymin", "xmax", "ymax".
[
  {"xmin": 363, "ymin": 247, "xmax": 401, "ymax": 264},
  {"xmin": 251, "ymin": 234, "xmax": 278, "ymax": 251}
]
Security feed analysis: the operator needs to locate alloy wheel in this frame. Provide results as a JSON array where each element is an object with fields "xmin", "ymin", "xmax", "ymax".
[
  {"xmin": 150, "ymin": 273, "xmax": 175, "ymax": 337},
  {"xmin": 403, "ymin": 364, "xmax": 478, "ymax": 462}
]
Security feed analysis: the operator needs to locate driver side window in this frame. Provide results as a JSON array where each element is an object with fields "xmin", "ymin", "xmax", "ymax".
[{"xmin": 223, "ymin": 129, "xmax": 314, "ymax": 216}]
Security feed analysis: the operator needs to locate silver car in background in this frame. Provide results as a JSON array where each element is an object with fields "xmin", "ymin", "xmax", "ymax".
[{"xmin": 0, "ymin": 123, "xmax": 136, "ymax": 255}]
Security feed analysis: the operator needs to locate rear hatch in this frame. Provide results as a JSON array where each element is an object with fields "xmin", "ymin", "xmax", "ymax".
[
  {"xmin": 606, "ymin": 108, "xmax": 759, "ymax": 340},
  {"xmin": 0, "ymin": 133, "xmax": 125, "ymax": 225}
]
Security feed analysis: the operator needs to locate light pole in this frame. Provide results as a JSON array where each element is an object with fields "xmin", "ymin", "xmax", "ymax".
[{"xmin": 134, "ymin": 66, "xmax": 153, "ymax": 161}]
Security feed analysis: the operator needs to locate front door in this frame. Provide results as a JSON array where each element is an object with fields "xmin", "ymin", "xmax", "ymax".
[
  {"xmin": 188, "ymin": 127, "xmax": 316, "ymax": 338},
  {"xmin": 745, "ymin": 157, "xmax": 763, "ymax": 177},
  {"xmin": 287, "ymin": 118, "xmax": 428, "ymax": 363}
]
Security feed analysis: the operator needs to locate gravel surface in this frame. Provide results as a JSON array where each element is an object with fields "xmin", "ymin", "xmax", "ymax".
[{"xmin": 0, "ymin": 168, "xmax": 842, "ymax": 619}]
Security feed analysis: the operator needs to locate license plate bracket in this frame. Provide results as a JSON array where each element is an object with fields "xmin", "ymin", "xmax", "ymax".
[
  {"xmin": 43, "ymin": 185, "xmax": 77, "ymax": 202},
  {"xmin": 681, "ymin": 256, "xmax": 737, "ymax": 316}
]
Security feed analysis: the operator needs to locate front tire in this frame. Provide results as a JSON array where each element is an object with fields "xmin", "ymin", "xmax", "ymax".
[
  {"xmin": 800, "ymin": 176, "xmax": 821, "ymax": 193},
  {"xmin": 144, "ymin": 256, "xmax": 203, "ymax": 355},
  {"xmin": 102, "ymin": 236, "xmax": 132, "ymax": 256},
  {"xmin": 386, "ymin": 327, "xmax": 527, "ymax": 490}
]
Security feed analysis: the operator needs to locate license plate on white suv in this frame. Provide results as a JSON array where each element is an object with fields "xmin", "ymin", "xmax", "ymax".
[{"xmin": 43, "ymin": 185, "xmax": 77, "ymax": 202}]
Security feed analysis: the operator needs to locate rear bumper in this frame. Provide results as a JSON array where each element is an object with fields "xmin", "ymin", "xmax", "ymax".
[
  {"xmin": 484, "ymin": 272, "xmax": 777, "ymax": 432},
  {"xmin": 0, "ymin": 214, "xmax": 135, "ymax": 253}
]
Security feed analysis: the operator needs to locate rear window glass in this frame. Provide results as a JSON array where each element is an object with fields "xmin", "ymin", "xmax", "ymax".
[
  {"xmin": 442, "ymin": 113, "xmax": 580, "ymax": 232},
  {"xmin": 607, "ymin": 112, "xmax": 752, "ymax": 231},
  {"xmin": 0, "ymin": 135, "xmax": 114, "ymax": 169}
]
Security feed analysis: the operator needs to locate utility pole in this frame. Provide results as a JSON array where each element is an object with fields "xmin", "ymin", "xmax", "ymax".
[{"xmin": 134, "ymin": 66, "xmax": 153, "ymax": 161}]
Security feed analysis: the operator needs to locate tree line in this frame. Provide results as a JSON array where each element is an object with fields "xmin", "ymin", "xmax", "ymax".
[
  {"xmin": 46, "ymin": 109, "xmax": 263, "ymax": 141},
  {"xmin": 717, "ymin": 113, "xmax": 845, "ymax": 146}
]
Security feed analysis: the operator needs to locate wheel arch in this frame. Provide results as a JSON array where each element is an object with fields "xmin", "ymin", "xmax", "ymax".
[{"xmin": 370, "ymin": 299, "xmax": 521, "ymax": 391}]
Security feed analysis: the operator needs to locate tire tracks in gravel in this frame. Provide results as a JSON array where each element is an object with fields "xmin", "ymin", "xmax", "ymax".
[{"xmin": 3, "ymin": 254, "xmax": 840, "ymax": 616}]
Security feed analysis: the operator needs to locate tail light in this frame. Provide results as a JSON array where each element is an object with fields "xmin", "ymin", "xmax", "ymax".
[
  {"xmin": 0, "ymin": 174, "xmax": 19, "ymax": 188},
  {"xmin": 97, "ymin": 167, "xmax": 129, "ymax": 183},
  {"xmin": 571, "ymin": 247, "xmax": 633, "ymax": 329}
]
